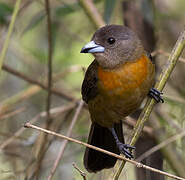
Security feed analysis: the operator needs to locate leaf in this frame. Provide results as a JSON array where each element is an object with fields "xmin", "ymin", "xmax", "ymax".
[
  {"xmin": 23, "ymin": 3, "xmax": 80, "ymax": 34},
  {"xmin": 103, "ymin": 0, "xmax": 117, "ymax": 24},
  {"xmin": 55, "ymin": 3, "xmax": 80, "ymax": 17},
  {"xmin": 0, "ymin": 2, "xmax": 13, "ymax": 25},
  {"xmin": 23, "ymin": 11, "xmax": 45, "ymax": 34}
]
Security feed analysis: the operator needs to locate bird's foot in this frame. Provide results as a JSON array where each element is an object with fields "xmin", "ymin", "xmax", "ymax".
[
  {"xmin": 116, "ymin": 142, "xmax": 135, "ymax": 159},
  {"xmin": 148, "ymin": 88, "xmax": 164, "ymax": 103}
]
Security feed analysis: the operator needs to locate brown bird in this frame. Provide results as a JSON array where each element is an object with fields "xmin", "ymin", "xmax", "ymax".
[{"xmin": 80, "ymin": 25, "xmax": 163, "ymax": 173}]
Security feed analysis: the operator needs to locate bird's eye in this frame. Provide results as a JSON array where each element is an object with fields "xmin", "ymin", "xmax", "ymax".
[{"xmin": 107, "ymin": 37, "xmax": 115, "ymax": 44}]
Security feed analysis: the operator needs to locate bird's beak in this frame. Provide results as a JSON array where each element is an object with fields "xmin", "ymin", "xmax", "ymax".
[{"xmin": 81, "ymin": 41, "xmax": 105, "ymax": 53}]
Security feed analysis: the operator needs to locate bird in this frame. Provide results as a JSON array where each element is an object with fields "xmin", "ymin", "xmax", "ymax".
[{"xmin": 80, "ymin": 25, "xmax": 163, "ymax": 173}]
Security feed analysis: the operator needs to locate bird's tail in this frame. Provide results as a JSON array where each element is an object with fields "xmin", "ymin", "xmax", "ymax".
[{"xmin": 83, "ymin": 121, "xmax": 124, "ymax": 173}]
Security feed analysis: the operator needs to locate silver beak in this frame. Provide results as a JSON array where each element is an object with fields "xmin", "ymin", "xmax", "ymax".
[{"xmin": 81, "ymin": 41, "xmax": 105, "ymax": 53}]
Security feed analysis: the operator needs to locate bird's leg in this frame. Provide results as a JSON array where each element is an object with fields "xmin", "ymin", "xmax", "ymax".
[
  {"xmin": 109, "ymin": 128, "xmax": 135, "ymax": 159},
  {"xmin": 148, "ymin": 88, "xmax": 164, "ymax": 103}
]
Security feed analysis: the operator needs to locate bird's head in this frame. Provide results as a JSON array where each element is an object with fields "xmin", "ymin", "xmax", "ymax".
[{"xmin": 81, "ymin": 25, "xmax": 144, "ymax": 69}]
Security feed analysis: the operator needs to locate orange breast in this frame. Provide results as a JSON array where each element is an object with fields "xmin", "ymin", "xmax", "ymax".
[{"xmin": 98, "ymin": 55, "xmax": 151, "ymax": 94}]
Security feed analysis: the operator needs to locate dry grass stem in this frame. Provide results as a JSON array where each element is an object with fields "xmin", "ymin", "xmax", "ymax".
[
  {"xmin": 24, "ymin": 123, "xmax": 185, "ymax": 180},
  {"xmin": 152, "ymin": 49, "xmax": 185, "ymax": 63},
  {"xmin": 0, "ymin": 107, "xmax": 25, "ymax": 120},
  {"xmin": 72, "ymin": 162, "xmax": 87, "ymax": 180},
  {"xmin": 79, "ymin": 0, "xmax": 105, "ymax": 29},
  {"xmin": 2, "ymin": 64, "xmax": 75, "ymax": 101},
  {"xmin": 136, "ymin": 130, "xmax": 185, "ymax": 162},
  {"xmin": 124, "ymin": 117, "xmax": 153, "ymax": 137},
  {"xmin": 47, "ymin": 100, "xmax": 84, "ymax": 180},
  {"xmin": 0, "ymin": 103, "xmax": 75, "ymax": 149},
  {"xmin": 0, "ymin": 0, "xmax": 22, "ymax": 70}
]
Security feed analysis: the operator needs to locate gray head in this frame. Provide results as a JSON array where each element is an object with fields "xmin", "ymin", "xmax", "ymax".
[{"xmin": 81, "ymin": 25, "xmax": 144, "ymax": 69}]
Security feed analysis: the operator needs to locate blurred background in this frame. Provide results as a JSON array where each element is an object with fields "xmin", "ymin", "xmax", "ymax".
[{"xmin": 0, "ymin": 0, "xmax": 185, "ymax": 179}]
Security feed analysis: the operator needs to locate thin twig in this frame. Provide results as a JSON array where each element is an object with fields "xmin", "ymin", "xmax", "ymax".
[
  {"xmin": 40, "ymin": 103, "xmax": 77, "ymax": 118},
  {"xmin": 124, "ymin": 117, "xmax": 153, "ymax": 137},
  {"xmin": 0, "ymin": 0, "xmax": 22, "ymax": 70},
  {"xmin": 72, "ymin": 162, "xmax": 87, "ymax": 180},
  {"xmin": 0, "ymin": 131, "xmax": 26, "ymax": 140},
  {"xmin": 149, "ymin": 113, "xmax": 185, "ymax": 176},
  {"xmin": 24, "ymin": 123, "xmax": 185, "ymax": 180},
  {"xmin": 45, "ymin": 0, "xmax": 52, "ymax": 123},
  {"xmin": 0, "ymin": 107, "xmax": 25, "ymax": 120},
  {"xmin": 2, "ymin": 64, "xmax": 75, "ymax": 101},
  {"xmin": 114, "ymin": 28, "xmax": 185, "ymax": 179},
  {"xmin": 35, "ymin": 1, "xmax": 54, "ymax": 177},
  {"xmin": 0, "ymin": 86, "xmax": 41, "ymax": 116},
  {"xmin": 79, "ymin": 0, "xmax": 105, "ymax": 29},
  {"xmin": 0, "ymin": 103, "xmax": 75, "ymax": 149},
  {"xmin": 152, "ymin": 49, "xmax": 185, "ymax": 63},
  {"xmin": 136, "ymin": 130, "xmax": 185, "ymax": 162},
  {"xmin": 157, "ymin": 109, "xmax": 184, "ymax": 133},
  {"xmin": 163, "ymin": 94, "xmax": 185, "ymax": 104},
  {"xmin": 0, "ymin": 114, "xmax": 40, "ymax": 149},
  {"xmin": 47, "ymin": 100, "xmax": 84, "ymax": 180}
]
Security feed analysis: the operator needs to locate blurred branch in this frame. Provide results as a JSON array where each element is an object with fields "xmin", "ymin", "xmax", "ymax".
[
  {"xmin": 163, "ymin": 94, "xmax": 185, "ymax": 104},
  {"xmin": 0, "ymin": 102, "xmax": 76, "ymax": 149},
  {"xmin": 0, "ymin": 86, "xmax": 41, "ymax": 116},
  {"xmin": 157, "ymin": 108, "xmax": 184, "ymax": 132},
  {"xmin": 0, "ymin": 114, "xmax": 40, "ymax": 150},
  {"xmin": 47, "ymin": 100, "xmax": 84, "ymax": 180},
  {"xmin": 114, "ymin": 28, "xmax": 185, "ymax": 179},
  {"xmin": 24, "ymin": 123, "xmax": 185, "ymax": 180},
  {"xmin": 136, "ymin": 129, "xmax": 185, "ymax": 162},
  {"xmin": 148, "ymin": 113, "xmax": 185, "ymax": 177},
  {"xmin": 45, "ymin": 0, "xmax": 53, "ymax": 123},
  {"xmin": 0, "ymin": 0, "xmax": 22, "ymax": 70},
  {"xmin": 122, "ymin": 0, "xmax": 155, "ymax": 52},
  {"xmin": 35, "ymin": 0, "xmax": 54, "ymax": 178},
  {"xmin": 152, "ymin": 49, "xmax": 185, "ymax": 63},
  {"xmin": 26, "ymin": 104, "xmax": 76, "ymax": 179},
  {"xmin": 0, "ymin": 67, "xmax": 79, "ymax": 146},
  {"xmin": 2, "ymin": 64, "xmax": 75, "ymax": 101},
  {"xmin": 0, "ymin": 131, "xmax": 26, "ymax": 140},
  {"xmin": 79, "ymin": 0, "xmax": 105, "ymax": 29},
  {"xmin": 0, "ymin": 107, "xmax": 25, "ymax": 120},
  {"xmin": 124, "ymin": 117, "xmax": 154, "ymax": 138},
  {"xmin": 72, "ymin": 162, "xmax": 87, "ymax": 180}
]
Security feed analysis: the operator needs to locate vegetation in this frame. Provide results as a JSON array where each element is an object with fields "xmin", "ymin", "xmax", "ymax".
[{"xmin": 0, "ymin": 0, "xmax": 185, "ymax": 179}]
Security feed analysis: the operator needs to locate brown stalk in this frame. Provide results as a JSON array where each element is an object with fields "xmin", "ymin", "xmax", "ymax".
[
  {"xmin": 24, "ymin": 123, "xmax": 185, "ymax": 180},
  {"xmin": 47, "ymin": 100, "xmax": 84, "ymax": 180},
  {"xmin": 79, "ymin": 0, "xmax": 105, "ymax": 29},
  {"xmin": 2, "ymin": 64, "xmax": 75, "ymax": 101}
]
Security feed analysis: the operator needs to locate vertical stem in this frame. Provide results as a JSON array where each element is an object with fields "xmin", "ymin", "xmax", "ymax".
[
  {"xmin": 34, "ymin": 0, "xmax": 53, "ymax": 179},
  {"xmin": 79, "ymin": 0, "xmax": 105, "ymax": 29},
  {"xmin": 45, "ymin": 0, "xmax": 53, "ymax": 124},
  {"xmin": 0, "ymin": 0, "xmax": 22, "ymax": 71}
]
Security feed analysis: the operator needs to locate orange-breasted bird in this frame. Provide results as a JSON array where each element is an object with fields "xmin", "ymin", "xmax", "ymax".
[{"xmin": 80, "ymin": 25, "xmax": 163, "ymax": 173}]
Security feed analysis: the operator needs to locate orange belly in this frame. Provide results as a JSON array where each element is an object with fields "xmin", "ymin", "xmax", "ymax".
[
  {"xmin": 88, "ymin": 54, "xmax": 155, "ymax": 127},
  {"xmin": 98, "ymin": 54, "xmax": 150, "ymax": 94},
  {"xmin": 88, "ymin": 55, "xmax": 155, "ymax": 127}
]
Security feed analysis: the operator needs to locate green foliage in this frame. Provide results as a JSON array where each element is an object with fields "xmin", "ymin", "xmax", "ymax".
[
  {"xmin": 103, "ymin": 0, "xmax": 116, "ymax": 24},
  {"xmin": 0, "ymin": 2, "xmax": 13, "ymax": 25}
]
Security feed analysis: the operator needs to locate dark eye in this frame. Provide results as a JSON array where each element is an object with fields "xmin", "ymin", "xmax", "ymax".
[{"xmin": 107, "ymin": 37, "xmax": 115, "ymax": 44}]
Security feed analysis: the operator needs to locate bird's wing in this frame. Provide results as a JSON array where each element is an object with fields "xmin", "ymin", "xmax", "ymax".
[{"xmin": 81, "ymin": 60, "xmax": 99, "ymax": 103}]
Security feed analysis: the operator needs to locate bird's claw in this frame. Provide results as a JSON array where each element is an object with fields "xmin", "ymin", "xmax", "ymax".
[
  {"xmin": 117, "ymin": 142, "xmax": 135, "ymax": 159},
  {"xmin": 148, "ymin": 88, "xmax": 164, "ymax": 103}
]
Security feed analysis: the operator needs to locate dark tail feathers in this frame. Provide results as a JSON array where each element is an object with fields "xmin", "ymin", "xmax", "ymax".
[{"xmin": 84, "ymin": 121, "xmax": 124, "ymax": 173}]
